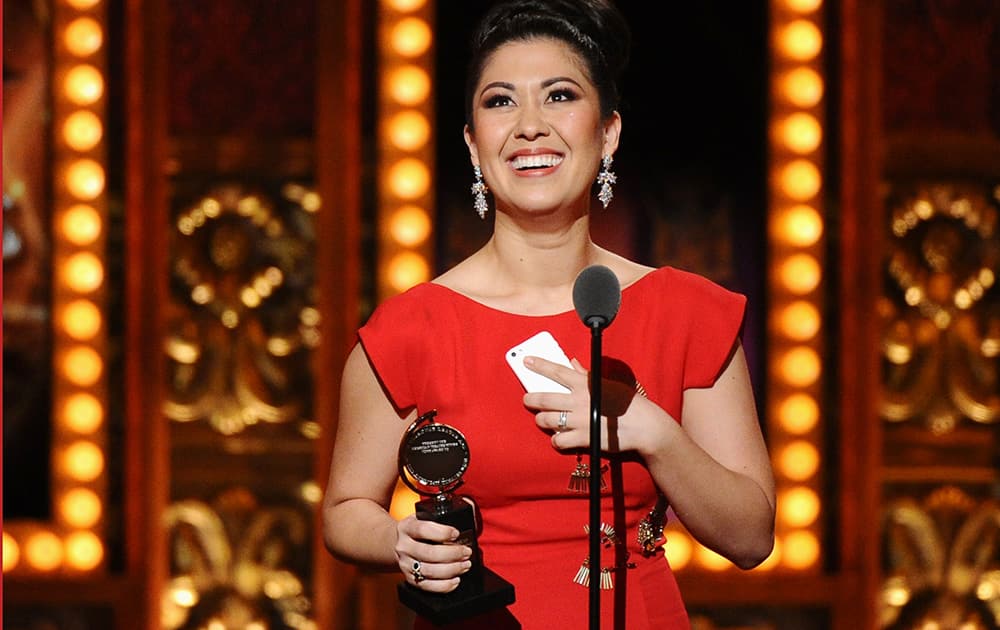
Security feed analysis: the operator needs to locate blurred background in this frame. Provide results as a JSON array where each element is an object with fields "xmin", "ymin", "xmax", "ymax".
[{"xmin": 2, "ymin": 0, "xmax": 998, "ymax": 628}]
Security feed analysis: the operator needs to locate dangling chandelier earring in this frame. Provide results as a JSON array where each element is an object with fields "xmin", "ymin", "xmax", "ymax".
[
  {"xmin": 472, "ymin": 165, "xmax": 489, "ymax": 219},
  {"xmin": 596, "ymin": 154, "xmax": 616, "ymax": 209}
]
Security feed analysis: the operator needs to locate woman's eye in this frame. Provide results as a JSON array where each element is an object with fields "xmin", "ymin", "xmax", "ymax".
[
  {"xmin": 484, "ymin": 94, "xmax": 513, "ymax": 108},
  {"xmin": 548, "ymin": 89, "xmax": 577, "ymax": 102}
]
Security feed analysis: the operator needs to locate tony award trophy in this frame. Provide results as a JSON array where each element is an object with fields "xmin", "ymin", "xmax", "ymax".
[{"xmin": 397, "ymin": 410, "xmax": 515, "ymax": 626}]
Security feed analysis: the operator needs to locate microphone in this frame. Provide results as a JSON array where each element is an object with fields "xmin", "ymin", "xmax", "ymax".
[{"xmin": 572, "ymin": 264, "xmax": 622, "ymax": 330}]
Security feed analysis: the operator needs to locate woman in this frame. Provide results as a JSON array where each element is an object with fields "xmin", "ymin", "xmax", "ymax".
[{"xmin": 322, "ymin": 1, "xmax": 776, "ymax": 627}]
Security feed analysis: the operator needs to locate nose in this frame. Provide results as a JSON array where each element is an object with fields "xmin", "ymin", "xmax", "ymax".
[{"xmin": 514, "ymin": 102, "xmax": 548, "ymax": 140}]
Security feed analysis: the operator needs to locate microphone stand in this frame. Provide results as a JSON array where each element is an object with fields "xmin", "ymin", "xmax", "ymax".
[{"xmin": 587, "ymin": 320, "xmax": 603, "ymax": 630}]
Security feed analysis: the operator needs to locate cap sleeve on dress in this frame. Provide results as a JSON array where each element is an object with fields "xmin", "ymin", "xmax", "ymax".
[
  {"xmin": 670, "ymin": 269, "xmax": 748, "ymax": 390},
  {"xmin": 357, "ymin": 286, "xmax": 433, "ymax": 411}
]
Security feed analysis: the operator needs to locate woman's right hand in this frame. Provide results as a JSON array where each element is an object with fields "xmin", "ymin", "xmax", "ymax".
[{"xmin": 395, "ymin": 515, "xmax": 474, "ymax": 592}]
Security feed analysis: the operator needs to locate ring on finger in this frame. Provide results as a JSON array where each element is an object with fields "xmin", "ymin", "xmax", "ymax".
[
  {"xmin": 557, "ymin": 410, "xmax": 569, "ymax": 431},
  {"xmin": 411, "ymin": 560, "xmax": 425, "ymax": 583}
]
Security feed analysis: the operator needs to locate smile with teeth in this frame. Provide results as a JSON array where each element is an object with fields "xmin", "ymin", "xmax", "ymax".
[{"xmin": 509, "ymin": 154, "xmax": 564, "ymax": 170}]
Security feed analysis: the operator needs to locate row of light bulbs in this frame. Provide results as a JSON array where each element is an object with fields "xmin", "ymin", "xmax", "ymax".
[{"xmin": 4, "ymin": 0, "xmax": 108, "ymax": 576}]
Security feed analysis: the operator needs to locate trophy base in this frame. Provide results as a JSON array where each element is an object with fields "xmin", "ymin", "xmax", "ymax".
[{"xmin": 397, "ymin": 566, "xmax": 515, "ymax": 627}]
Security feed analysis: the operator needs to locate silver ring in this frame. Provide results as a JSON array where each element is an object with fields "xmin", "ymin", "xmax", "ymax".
[
  {"xmin": 411, "ymin": 560, "xmax": 425, "ymax": 583},
  {"xmin": 557, "ymin": 410, "xmax": 569, "ymax": 431}
]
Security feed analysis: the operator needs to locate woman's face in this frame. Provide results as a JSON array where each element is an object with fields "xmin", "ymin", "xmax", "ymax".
[{"xmin": 464, "ymin": 37, "xmax": 620, "ymax": 217}]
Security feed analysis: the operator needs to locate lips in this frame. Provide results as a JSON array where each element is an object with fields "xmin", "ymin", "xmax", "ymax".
[{"xmin": 508, "ymin": 153, "xmax": 564, "ymax": 171}]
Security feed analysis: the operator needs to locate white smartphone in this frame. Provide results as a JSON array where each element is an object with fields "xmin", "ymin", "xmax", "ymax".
[{"xmin": 505, "ymin": 331, "xmax": 573, "ymax": 393}]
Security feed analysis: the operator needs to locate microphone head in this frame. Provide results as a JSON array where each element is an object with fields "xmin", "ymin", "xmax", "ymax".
[{"xmin": 572, "ymin": 265, "xmax": 622, "ymax": 330}]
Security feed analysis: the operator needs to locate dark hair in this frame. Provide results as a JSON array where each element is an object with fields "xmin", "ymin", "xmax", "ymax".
[{"xmin": 465, "ymin": 0, "xmax": 631, "ymax": 128}]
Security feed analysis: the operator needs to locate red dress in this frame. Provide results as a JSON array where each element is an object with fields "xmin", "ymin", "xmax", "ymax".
[{"xmin": 359, "ymin": 267, "xmax": 746, "ymax": 629}]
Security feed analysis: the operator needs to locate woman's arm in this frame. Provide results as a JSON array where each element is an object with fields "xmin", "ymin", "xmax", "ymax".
[
  {"xmin": 524, "ymin": 342, "xmax": 775, "ymax": 569},
  {"xmin": 322, "ymin": 343, "xmax": 472, "ymax": 591}
]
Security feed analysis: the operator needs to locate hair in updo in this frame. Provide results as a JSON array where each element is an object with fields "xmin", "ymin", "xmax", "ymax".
[{"xmin": 465, "ymin": 0, "xmax": 631, "ymax": 128}]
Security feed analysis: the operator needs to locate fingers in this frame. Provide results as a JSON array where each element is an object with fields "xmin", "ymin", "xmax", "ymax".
[{"xmin": 396, "ymin": 517, "xmax": 474, "ymax": 592}]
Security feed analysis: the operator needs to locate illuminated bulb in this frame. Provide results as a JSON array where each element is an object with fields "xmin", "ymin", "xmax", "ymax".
[
  {"xmin": 66, "ymin": 0, "xmax": 102, "ymax": 8},
  {"xmin": 25, "ymin": 531, "xmax": 64, "ymax": 572},
  {"xmin": 778, "ymin": 205, "xmax": 822, "ymax": 246},
  {"xmin": 388, "ymin": 158, "xmax": 431, "ymax": 199},
  {"xmin": 66, "ymin": 159, "xmax": 106, "ymax": 199},
  {"xmin": 3, "ymin": 532, "xmax": 20, "ymax": 572},
  {"xmin": 779, "ymin": 441, "xmax": 820, "ymax": 481},
  {"xmin": 62, "ymin": 204, "xmax": 102, "ymax": 245},
  {"xmin": 389, "ymin": 205, "xmax": 432, "ymax": 246},
  {"xmin": 779, "ymin": 487, "xmax": 821, "ymax": 527},
  {"xmin": 781, "ymin": 113, "xmax": 822, "ymax": 154},
  {"xmin": 390, "ymin": 17, "xmax": 432, "ymax": 57},
  {"xmin": 64, "ymin": 393, "xmax": 104, "ymax": 433},
  {"xmin": 301, "ymin": 191, "xmax": 321, "ymax": 212},
  {"xmin": 779, "ymin": 20, "xmax": 823, "ymax": 61},
  {"xmin": 61, "ymin": 488, "xmax": 103, "ymax": 528},
  {"xmin": 63, "ymin": 252, "xmax": 104, "ymax": 292},
  {"xmin": 63, "ymin": 440, "xmax": 105, "ymax": 481},
  {"xmin": 782, "ymin": 530, "xmax": 820, "ymax": 569},
  {"xmin": 782, "ymin": 68, "xmax": 824, "ymax": 107},
  {"xmin": 65, "ymin": 531, "xmax": 104, "ymax": 571},
  {"xmin": 779, "ymin": 346, "xmax": 821, "ymax": 387},
  {"xmin": 62, "ymin": 346, "xmax": 103, "ymax": 386},
  {"xmin": 779, "ymin": 300, "xmax": 820, "ymax": 341},
  {"xmin": 64, "ymin": 17, "xmax": 104, "ymax": 56},
  {"xmin": 695, "ymin": 544, "xmax": 731, "ymax": 571},
  {"xmin": 388, "ymin": 65, "xmax": 431, "ymax": 105},
  {"xmin": 779, "ymin": 159, "xmax": 821, "ymax": 201},
  {"xmin": 63, "ymin": 111, "xmax": 103, "ymax": 151},
  {"xmin": 784, "ymin": 0, "xmax": 822, "ymax": 11},
  {"xmin": 387, "ymin": 251, "xmax": 431, "ymax": 293},
  {"xmin": 383, "ymin": 0, "xmax": 427, "ymax": 10},
  {"xmin": 62, "ymin": 299, "xmax": 102, "ymax": 340},
  {"xmin": 779, "ymin": 253, "xmax": 821, "ymax": 294},
  {"xmin": 300, "ymin": 481, "xmax": 323, "ymax": 505},
  {"xmin": 64, "ymin": 65, "xmax": 104, "ymax": 105},
  {"xmin": 389, "ymin": 480, "xmax": 420, "ymax": 520},
  {"xmin": 387, "ymin": 110, "xmax": 431, "ymax": 151},
  {"xmin": 779, "ymin": 393, "xmax": 820, "ymax": 434},
  {"xmin": 663, "ymin": 530, "xmax": 693, "ymax": 571}
]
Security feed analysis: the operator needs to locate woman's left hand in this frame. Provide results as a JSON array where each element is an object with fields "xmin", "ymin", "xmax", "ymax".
[{"xmin": 521, "ymin": 357, "xmax": 670, "ymax": 455}]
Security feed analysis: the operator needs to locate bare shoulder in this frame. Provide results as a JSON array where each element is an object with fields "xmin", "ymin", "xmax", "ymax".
[{"xmin": 594, "ymin": 249, "xmax": 656, "ymax": 288}]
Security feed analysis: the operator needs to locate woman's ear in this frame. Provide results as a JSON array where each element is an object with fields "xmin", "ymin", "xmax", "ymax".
[
  {"xmin": 602, "ymin": 111, "xmax": 622, "ymax": 157},
  {"xmin": 464, "ymin": 124, "xmax": 480, "ymax": 166}
]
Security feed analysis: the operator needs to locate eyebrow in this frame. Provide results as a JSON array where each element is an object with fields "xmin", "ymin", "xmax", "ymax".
[{"xmin": 478, "ymin": 76, "xmax": 585, "ymax": 99}]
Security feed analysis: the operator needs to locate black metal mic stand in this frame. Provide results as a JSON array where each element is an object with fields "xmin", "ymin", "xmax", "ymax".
[{"xmin": 587, "ymin": 321, "xmax": 603, "ymax": 630}]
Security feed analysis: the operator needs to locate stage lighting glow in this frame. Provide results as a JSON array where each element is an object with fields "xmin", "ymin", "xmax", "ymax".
[
  {"xmin": 390, "ymin": 17, "xmax": 432, "ymax": 57},
  {"xmin": 63, "ymin": 346, "xmax": 103, "ymax": 386},
  {"xmin": 3, "ymin": 533, "xmax": 20, "ymax": 572},
  {"xmin": 779, "ymin": 159, "xmax": 821, "ymax": 200},
  {"xmin": 62, "ymin": 299, "xmax": 102, "ymax": 340},
  {"xmin": 754, "ymin": 537, "xmax": 781, "ymax": 571},
  {"xmin": 64, "ymin": 531, "xmax": 104, "ymax": 571},
  {"xmin": 65, "ymin": 0, "xmax": 102, "ymax": 8},
  {"xmin": 25, "ymin": 531, "xmax": 64, "ymax": 572},
  {"xmin": 779, "ymin": 486, "xmax": 821, "ymax": 527},
  {"xmin": 384, "ymin": 0, "xmax": 427, "ymax": 10},
  {"xmin": 64, "ymin": 393, "xmax": 104, "ymax": 433},
  {"xmin": 779, "ymin": 347, "xmax": 821, "ymax": 387},
  {"xmin": 389, "ymin": 480, "xmax": 420, "ymax": 520},
  {"xmin": 64, "ymin": 65, "xmax": 104, "ymax": 105},
  {"xmin": 781, "ymin": 112, "xmax": 822, "ymax": 153},
  {"xmin": 778, "ymin": 205, "xmax": 822, "ymax": 246},
  {"xmin": 779, "ymin": 393, "xmax": 820, "ymax": 434},
  {"xmin": 388, "ymin": 158, "xmax": 430, "ymax": 199},
  {"xmin": 61, "ymin": 488, "xmax": 103, "ymax": 528},
  {"xmin": 663, "ymin": 530, "xmax": 693, "ymax": 570},
  {"xmin": 779, "ymin": 20, "xmax": 823, "ymax": 61},
  {"xmin": 779, "ymin": 300, "xmax": 820, "ymax": 341},
  {"xmin": 387, "ymin": 110, "xmax": 431, "ymax": 151},
  {"xmin": 387, "ymin": 251, "xmax": 431, "ymax": 293},
  {"xmin": 63, "ymin": 440, "xmax": 105, "ymax": 481},
  {"xmin": 64, "ymin": 17, "xmax": 103, "ymax": 56},
  {"xmin": 388, "ymin": 65, "xmax": 431, "ymax": 106},
  {"xmin": 782, "ymin": 530, "xmax": 820, "ymax": 569},
  {"xmin": 784, "ymin": 0, "xmax": 822, "ymax": 11},
  {"xmin": 63, "ymin": 252, "xmax": 104, "ymax": 292},
  {"xmin": 779, "ymin": 441, "xmax": 820, "ymax": 480},
  {"xmin": 389, "ymin": 205, "xmax": 432, "ymax": 246},
  {"xmin": 781, "ymin": 68, "xmax": 823, "ymax": 107},
  {"xmin": 66, "ymin": 159, "xmax": 106, "ymax": 199},
  {"xmin": 779, "ymin": 253, "xmax": 821, "ymax": 294},
  {"xmin": 63, "ymin": 110, "xmax": 103, "ymax": 151},
  {"xmin": 695, "ymin": 544, "xmax": 731, "ymax": 571}
]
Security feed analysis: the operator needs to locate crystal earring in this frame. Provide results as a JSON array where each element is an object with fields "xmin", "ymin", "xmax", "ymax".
[
  {"xmin": 472, "ymin": 165, "xmax": 489, "ymax": 219},
  {"xmin": 596, "ymin": 154, "xmax": 616, "ymax": 209}
]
